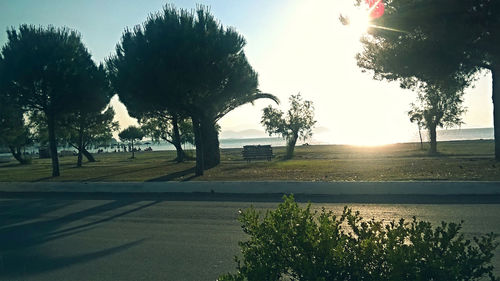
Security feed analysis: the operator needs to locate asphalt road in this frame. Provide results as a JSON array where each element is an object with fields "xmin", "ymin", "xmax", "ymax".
[{"xmin": 0, "ymin": 199, "xmax": 499, "ymax": 281}]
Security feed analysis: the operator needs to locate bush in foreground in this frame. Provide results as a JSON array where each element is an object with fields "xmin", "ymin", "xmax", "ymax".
[{"xmin": 219, "ymin": 195, "xmax": 499, "ymax": 281}]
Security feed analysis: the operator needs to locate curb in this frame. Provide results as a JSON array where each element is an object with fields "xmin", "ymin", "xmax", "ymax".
[{"xmin": 0, "ymin": 182, "xmax": 500, "ymax": 203}]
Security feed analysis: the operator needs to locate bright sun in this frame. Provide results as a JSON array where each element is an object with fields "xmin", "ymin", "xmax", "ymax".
[
  {"xmin": 349, "ymin": 12, "xmax": 370, "ymax": 35},
  {"xmin": 340, "ymin": 0, "xmax": 386, "ymax": 38}
]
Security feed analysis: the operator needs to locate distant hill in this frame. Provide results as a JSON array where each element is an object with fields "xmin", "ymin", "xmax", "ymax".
[
  {"xmin": 221, "ymin": 127, "xmax": 332, "ymax": 140},
  {"xmin": 220, "ymin": 129, "xmax": 269, "ymax": 139}
]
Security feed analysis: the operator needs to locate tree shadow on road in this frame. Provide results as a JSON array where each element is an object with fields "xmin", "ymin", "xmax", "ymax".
[
  {"xmin": 0, "ymin": 238, "xmax": 146, "ymax": 278},
  {"xmin": 0, "ymin": 199, "xmax": 73, "ymax": 227},
  {"xmin": 0, "ymin": 199, "xmax": 159, "ymax": 277}
]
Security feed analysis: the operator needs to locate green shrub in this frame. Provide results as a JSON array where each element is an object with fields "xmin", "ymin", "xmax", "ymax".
[{"xmin": 219, "ymin": 195, "xmax": 499, "ymax": 281}]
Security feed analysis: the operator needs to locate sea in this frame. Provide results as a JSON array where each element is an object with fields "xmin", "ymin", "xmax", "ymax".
[
  {"xmin": 91, "ymin": 127, "xmax": 496, "ymax": 152},
  {"xmin": 135, "ymin": 127, "xmax": 495, "ymax": 151},
  {"xmin": 0, "ymin": 127, "xmax": 495, "ymax": 157}
]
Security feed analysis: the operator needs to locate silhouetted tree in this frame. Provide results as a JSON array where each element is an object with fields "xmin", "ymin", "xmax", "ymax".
[
  {"xmin": 61, "ymin": 107, "xmax": 118, "ymax": 167},
  {"xmin": 108, "ymin": 5, "xmax": 278, "ymax": 176},
  {"xmin": 408, "ymin": 107, "xmax": 425, "ymax": 151},
  {"xmin": 408, "ymin": 84, "xmax": 466, "ymax": 154},
  {"xmin": 354, "ymin": 0, "xmax": 500, "ymax": 160},
  {"xmin": 261, "ymin": 94, "xmax": 316, "ymax": 159},
  {"xmin": 119, "ymin": 126, "xmax": 144, "ymax": 159},
  {"xmin": 0, "ymin": 56, "xmax": 33, "ymax": 164},
  {"xmin": 140, "ymin": 111, "xmax": 192, "ymax": 162},
  {"xmin": 57, "ymin": 64, "xmax": 114, "ymax": 167},
  {"xmin": 0, "ymin": 98, "xmax": 33, "ymax": 164},
  {"xmin": 1, "ymin": 25, "xmax": 104, "ymax": 176}
]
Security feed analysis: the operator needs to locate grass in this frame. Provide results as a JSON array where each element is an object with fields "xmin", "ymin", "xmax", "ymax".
[{"xmin": 0, "ymin": 140, "xmax": 499, "ymax": 182}]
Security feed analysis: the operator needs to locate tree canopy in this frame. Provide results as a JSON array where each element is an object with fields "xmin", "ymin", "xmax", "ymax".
[
  {"xmin": 1, "ymin": 25, "xmax": 105, "ymax": 176},
  {"xmin": 0, "ymin": 76, "xmax": 33, "ymax": 164},
  {"xmin": 60, "ymin": 62, "xmax": 114, "ymax": 167},
  {"xmin": 355, "ymin": 0, "xmax": 500, "ymax": 159},
  {"xmin": 108, "ymin": 5, "xmax": 278, "ymax": 175},
  {"xmin": 261, "ymin": 94, "xmax": 316, "ymax": 159},
  {"xmin": 119, "ymin": 126, "xmax": 144, "ymax": 158},
  {"xmin": 408, "ymin": 84, "xmax": 466, "ymax": 154}
]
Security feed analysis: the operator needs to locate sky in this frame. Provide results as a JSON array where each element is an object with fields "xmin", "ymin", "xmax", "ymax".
[{"xmin": 0, "ymin": 0, "xmax": 494, "ymax": 145}]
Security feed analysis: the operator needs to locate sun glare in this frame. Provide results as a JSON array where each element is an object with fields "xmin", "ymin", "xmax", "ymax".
[
  {"xmin": 349, "ymin": 11, "xmax": 371, "ymax": 35},
  {"xmin": 340, "ymin": 2, "xmax": 372, "ymax": 38},
  {"xmin": 340, "ymin": 0, "xmax": 387, "ymax": 38}
]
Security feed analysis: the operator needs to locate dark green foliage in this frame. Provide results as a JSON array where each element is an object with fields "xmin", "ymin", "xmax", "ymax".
[
  {"xmin": 0, "ymin": 56, "xmax": 33, "ymax": 164},
  {"xmin": 118, "ymin": 126, "xmax": 144, "ymax": 158},
  {"xmin": 58, "ymin": 62, "xmax": 114, "ymax": 167},
  {"xmin": 219, "ymin": 195, "xmax": 499, "ymax": 281},
  {"xmin": 107, "ymin": 5, "xmax": 277, "ymax": 175},
  {"xmin": 1, "ymin": 25, "xmax": 106, "ymax": 176},
  {"xmin": 261, "ymin": 94, "xmax": 316, "ymax": 159},
  {"xmin": 0, "ymin": 100, "xmax": 33, "ymax": 165}
]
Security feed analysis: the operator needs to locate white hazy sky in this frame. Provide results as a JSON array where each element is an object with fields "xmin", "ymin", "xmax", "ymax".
[{"xmin": 0, "ymin": 0, "xmax": 493, "ymax": 145}]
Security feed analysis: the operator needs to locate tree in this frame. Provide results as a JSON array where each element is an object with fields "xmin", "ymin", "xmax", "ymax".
[
  {"xmin": 261, "ymin": 94, "xmax": 316, "ymax": 159},
  {"xmin": 118, "ymin": 126, "xmax": 144, "ymax": 159},
  {"xmin": 219, "ymin": 195, "xmax": 499, "ymax": 281},
  {"xmin": 57, "ymin": 63, "xmax": 114, "ymax": 167},
  {"xmin": 0, "ymin": 98, "xmax": 33, "ymax": 164},
  {"xmin": 0, "ymin": 56, "xmax": 33, "ymax": 164},
  {"xmin": 408, "ymin": 84, "xmax": 466, "ymax": 154},
  {"xmin": 107, "ymin": 5, "xmax": 278, "ymax": 176},
  {"xmin": 61, "ymin": 107, "xmax": 118, "ymax": 167},
  {"xmin": 354, "ymin": 0, "xmax": 500, "ymax": 160},
  {"xmin": 1, "ymin": 25, "xmax": 105, "ymax": 176},
  {"xmin": 408, "ymin": 106, "xmax": 425, "ymax": 151},
  {"xmin": 140, "ymin": 111, "xmax": 192, "ymax": 162}
]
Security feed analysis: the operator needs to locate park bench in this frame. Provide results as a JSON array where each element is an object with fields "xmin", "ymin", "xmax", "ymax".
[{"xmin": 242, "ymin": 145, "xmax": 273, "ymax": 162}]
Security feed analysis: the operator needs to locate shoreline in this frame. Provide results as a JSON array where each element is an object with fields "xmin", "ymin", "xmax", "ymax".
[
  {"xmin": 0, "ymin": 130, "xmax": 496, "ymax": 155},
  {"xmin": 2, "ymin": 138, "xmax": 495, "ymax": 158}
]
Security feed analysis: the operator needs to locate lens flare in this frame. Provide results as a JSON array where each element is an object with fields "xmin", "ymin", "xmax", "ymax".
[{"xmin": 366, "ymin": 0, "xmax": 385, "ymax": 19}]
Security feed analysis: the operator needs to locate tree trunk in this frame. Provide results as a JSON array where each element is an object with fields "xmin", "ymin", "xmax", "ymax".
[
  {"xmin": 192, "ymin": 117, "xmax": 204, "ymax": 176},
  {"xmin": 9, "ymin": 146, "xmax": 29, "ymax": 164},
  {"xmin": 131, "ymin": 140, "xmax": 135, "ymax": 158},
  {"xmin": 171, "ymin": 114, "xmax": 186, "ymax": 163},
  {"xmin": 418, "ymin": 124, "xmax": 424, "ymax": 150},
  {"xmin": 76, "ymin": 129, "xmax": 84, "ymax": 167},
  {"xmin": 173, "ymin": 141, "xmax": 187, "ymax": 162},
  {"xmin": 492, "ymin": 68, "xmax": 500, "ymax": 160},
  {"xmin": 200, "ymin": 119, "xmax": 220, "ymax": 169},
  {"xmin": 82, "ymin": 148, "xmax": 95, "ymax": 162},
  {"xmin": 285, "ymin": 133, "xmax": 298, "ymax": 159},
  {"xmin": 77, "ymin": 148, "xmax": 83, "ymax": 167},
  {"xmin": 428, "ymin": 123, "xmax": 437, "ymax": 155},
  {"xmin": 47, "ymin": 115, "xmax": 60, "ymax": 177}
]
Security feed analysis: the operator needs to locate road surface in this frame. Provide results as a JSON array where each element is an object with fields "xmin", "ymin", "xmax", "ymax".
[{"xmin": 0, "ymin": 198, "xmax": 499, "ymax": 281}]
